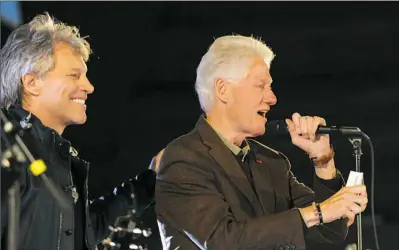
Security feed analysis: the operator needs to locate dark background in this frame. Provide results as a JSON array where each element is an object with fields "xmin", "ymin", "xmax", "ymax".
[{"xmin": 1, "ymin": 2, "xmax": 399, "ymax": 249}]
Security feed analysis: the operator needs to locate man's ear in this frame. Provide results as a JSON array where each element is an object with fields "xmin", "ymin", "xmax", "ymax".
[
  {"xmin": 214, "ymin": 78, "xmax": 230, "ymax": 104},
  {"xmin": 21, "ymin": 72, "xmax": 43, "ymax": 97}
]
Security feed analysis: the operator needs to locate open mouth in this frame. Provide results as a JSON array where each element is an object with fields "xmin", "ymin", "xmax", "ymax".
[
  {"xmin": 71, "ymin": 98, "xmax": 86, "ymax": 105},
  {"xmin": 257, "ymin": 110, "xmax": 267, "ymax": 118}
]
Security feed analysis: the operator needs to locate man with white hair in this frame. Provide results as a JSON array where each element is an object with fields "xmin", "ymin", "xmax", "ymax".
[
  {"xmin": 0, "ymin": 13, "xmax": 156, "ymax": 250},
  {"xmin": 155, "ymin": 35, "xmax": 368, "ymax": 249}
]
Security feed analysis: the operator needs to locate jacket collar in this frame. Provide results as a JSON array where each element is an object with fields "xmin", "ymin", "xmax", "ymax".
[
  {"xmin": 195, "ymin": 114, "xmax": 265, "ymax": 215},
  {"xmin": 5, "ymin": 105, "xmax": 74, "ymax": 160}
]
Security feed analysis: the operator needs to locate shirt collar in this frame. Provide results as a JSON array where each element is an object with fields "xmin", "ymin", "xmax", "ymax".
[{"xmin": 204, "ymin": 117, "xmax": 250, "ymax": 160}]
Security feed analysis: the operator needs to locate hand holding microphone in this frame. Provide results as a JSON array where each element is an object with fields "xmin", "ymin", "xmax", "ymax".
[
  {"xmin": 266, "ymin": 114, "xmax": 363, "ymax": 137},
  {"xmin": 284, "ymin": 113, "xmax": 332, "ymax": 159},
  {"xmin": 266, "ymin": 113, "xmax": 364, "ymax": 173},
  {"xmin": 268, "ymin": 113, "xmax": 338, "ymax": 179}
]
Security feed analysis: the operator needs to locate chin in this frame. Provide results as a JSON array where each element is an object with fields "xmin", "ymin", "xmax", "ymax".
[
  {"xmin": 70, "ymin": 114, "xmax": 87, "ymax": 125},
  {"xmin": 248, "ymin": 127, "xmax": 266, "ymax": 138}
]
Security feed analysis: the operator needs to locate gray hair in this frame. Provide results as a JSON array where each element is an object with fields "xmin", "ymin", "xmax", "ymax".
[
  {"xmin": 0, "ymin": 12, "xmax": 92, "ymax": 108},
  {"xmin": 195, "ymin": 34, "xmax": 275, "ymax": 113}
]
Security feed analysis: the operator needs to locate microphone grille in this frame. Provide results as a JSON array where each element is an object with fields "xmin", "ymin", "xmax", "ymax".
[{"xmin": 265, "ymin": 120, "xmax": 287, "ymax": 136}]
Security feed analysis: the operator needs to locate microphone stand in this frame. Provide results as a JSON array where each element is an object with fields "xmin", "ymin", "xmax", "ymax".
[
  {"xmin": 1, "ymin": 109, "xmax": 72, "ymax": 250},
  {"xmin": 6, "ymin": 180, "xmax": 20, "ymax": 250},
  {"xmin": 102, "ymin": 193, "xmax": 152, "ymax": 250},
  {"xmin": 348, "ymin": 137, "xmax": 363, "ymax": 250}
]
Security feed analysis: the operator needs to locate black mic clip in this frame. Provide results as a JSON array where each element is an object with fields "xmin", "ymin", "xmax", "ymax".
[{"xmin": 2, "ymin": 111, "xmax": 32, "ymax": 137}]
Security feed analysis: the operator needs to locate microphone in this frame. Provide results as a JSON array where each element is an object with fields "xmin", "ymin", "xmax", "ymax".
[{"xmin": 265, "ymin": 120, "xmax": 363, "ymax": 136}]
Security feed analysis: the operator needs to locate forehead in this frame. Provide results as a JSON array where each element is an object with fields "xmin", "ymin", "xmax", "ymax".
[
  {"xmin": 247, "ymin": 57, "xmax": 272, "ymax": 81},
  {"xmin": 53, "ymin": 42, "xmax": 87, "ymax": 71}
]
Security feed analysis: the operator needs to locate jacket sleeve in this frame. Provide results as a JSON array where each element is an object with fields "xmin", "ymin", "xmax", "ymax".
[
  {"xmin": 155, "ymin": 146, "xmax": 308, "ymax": 250},
  {"xmin": 282, "ymin": 153, "xmax": 348, "ymax": 244},
  {"xmin": 89, "ymin": 169, "xmax": 156, "ymax": 243}
]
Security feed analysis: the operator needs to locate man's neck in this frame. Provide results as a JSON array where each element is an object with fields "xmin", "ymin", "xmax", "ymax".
[
  {"xmin": 206, "ymin": 111, "xmax": 245, "ymax": 147},
  {"xmin": 22, "ymin": 103, "xmax": 65, "ymax": 135}
]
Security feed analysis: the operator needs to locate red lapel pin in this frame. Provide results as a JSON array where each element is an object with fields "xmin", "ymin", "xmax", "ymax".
[{"xmin": 256, "ymin": 159, "xmax": 263, "ymax": 164}]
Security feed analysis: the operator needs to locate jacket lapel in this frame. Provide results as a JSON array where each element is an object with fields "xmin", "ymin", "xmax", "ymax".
[{"xmin": 196, "ymin": 116, "xmax": 261, "ymax": 211}]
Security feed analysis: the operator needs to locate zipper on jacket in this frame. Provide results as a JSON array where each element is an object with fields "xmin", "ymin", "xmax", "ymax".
[{"xmin": 57, "ymin": 212, "xmax": 63, "ymax": 250}]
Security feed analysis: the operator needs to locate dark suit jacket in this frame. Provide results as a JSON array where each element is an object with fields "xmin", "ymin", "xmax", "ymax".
[{"xmin": 155, "ymin": 116, "xmax": 347, "ymax": 250}]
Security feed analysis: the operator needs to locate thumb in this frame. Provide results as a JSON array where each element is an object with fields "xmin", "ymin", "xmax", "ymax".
[
  {"xmin": 285, "ymin": 118, "xmax": 296, "ymax": 135},
  {"xmin": 286, "ymin": 118, "xmax": 300, "ymax": 142}
]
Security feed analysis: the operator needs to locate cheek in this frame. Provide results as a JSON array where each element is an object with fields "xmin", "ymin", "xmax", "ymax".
[
  {"xmin": 232, "ymin": 88, "xmax": 250, "ymax": 106},
  {"xmin": 42, "ymin": 80, "xmax": 73, "ymax": 104}
]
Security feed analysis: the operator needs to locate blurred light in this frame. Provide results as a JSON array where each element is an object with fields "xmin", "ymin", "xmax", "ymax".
[{"xmin": 1, "ymin": 1, "xmax": 23, "ymax": 29}]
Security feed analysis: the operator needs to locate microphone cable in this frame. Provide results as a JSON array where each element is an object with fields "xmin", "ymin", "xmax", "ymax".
[{"xmin": 362, "ymin": 132, "xmax": 380, "ymax": 250}]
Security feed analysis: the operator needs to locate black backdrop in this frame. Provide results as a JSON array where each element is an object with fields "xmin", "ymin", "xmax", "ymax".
[{"xmin": 1, "ymin": 2, "xmax": 399, "ymax": 249}]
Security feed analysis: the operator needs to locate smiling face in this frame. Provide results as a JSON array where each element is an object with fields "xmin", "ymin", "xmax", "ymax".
[
  {"xmin": 224, "ymin": 56, "xmax": 277, "ymax": 138},
  {"xmin": 22, "ymin": 42, "xmax": 94, "ymax": 133}
]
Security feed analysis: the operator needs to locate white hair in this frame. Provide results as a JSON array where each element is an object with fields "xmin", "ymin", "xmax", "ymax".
[
  {"xmin": 0, "ymin": 12, "xmax": 92, "ymax": 108},
  {"xmin": 195, "ymin": 34, "xmax": 275, "ymax": 113}
]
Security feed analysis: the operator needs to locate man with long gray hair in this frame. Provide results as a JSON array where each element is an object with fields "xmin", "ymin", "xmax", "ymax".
[
  {"xmin": 155, "ymin": 35, "xmax": 368, "ymax": 249},
  {"xmin": 0, "ymin": 13, "xmax": 156, "ymax": 250}
]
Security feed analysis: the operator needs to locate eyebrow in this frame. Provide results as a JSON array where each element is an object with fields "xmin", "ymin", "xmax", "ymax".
[{"xmin": 70, "ymin": 68, "xmax": 87, "ymax": 73}]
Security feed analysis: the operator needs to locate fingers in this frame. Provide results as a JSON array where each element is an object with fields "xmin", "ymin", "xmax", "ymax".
[
  {"xmin": 318, "ymin": 117, "xmax": 327, "ymax": 126},
  {"xmin": 292, "ymin": 112, "xmax": 301, "ymax": 130},
  {"xmin": 285, "ymin": 118, "xmax": 296, "ymax": 133},
  {"xmin": 347, "ymin": 202, "xmax": 363, "ymax": 214},
  {"xmin": 300, "ymin": 116, "xmax": 309, "ymax": 139},
  {"xmin": 339, "ymin": 185, "xmax": 368, "ymax": 213},
  {"xmin": 285, "ymin": 118, "xmax": 301, "ymax": 145},
  {"xmin": 290, "ymin": 112, "xmax": 305, "ymax": 138},
  {"xmin": 344, "ymin": 185, "xmax": 367, "ymax": 196},
  {"xmin": 345, "ymin": 210, "xmax": 356, "ymax": 227},
  {"xmin": 322, "ymin": 184, "xmax": 368, "ymax": 224},
  {"xmin": 309, "ymin": 116, "xmax": 318, "ymax": 141},
  {"xmin": 352, "ymin": 195, "xmax": 368, "ymax": 209},
  {"xmin": 290, "ymin": 113, "xmax": 327, "ymax": 141}
]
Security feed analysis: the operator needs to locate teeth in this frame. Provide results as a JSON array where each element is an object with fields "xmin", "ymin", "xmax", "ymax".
[
  {"xmin": 71, "ymin": 99, "xmax": 85, "ymax": 105},
  {"xmin": 257, "ymin": 111, "xmax": 267, "ymax": 118}
]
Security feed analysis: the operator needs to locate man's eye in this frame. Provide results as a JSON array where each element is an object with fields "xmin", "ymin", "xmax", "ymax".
[{"xmin": 68, "ymin": 74, "xmax": 80, "ymax": 80}]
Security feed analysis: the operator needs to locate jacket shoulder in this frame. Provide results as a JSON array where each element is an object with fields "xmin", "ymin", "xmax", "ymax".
[
  {"xmin": 158, "ymin": 129, "xmax": 211, "ymax": 174},
  {"xmin": 165, "ymin": 128, "xmax": 205, "ymax": 154}
]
